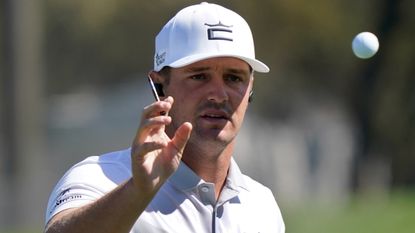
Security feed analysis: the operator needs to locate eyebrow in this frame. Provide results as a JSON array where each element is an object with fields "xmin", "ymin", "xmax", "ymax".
[
  {"xmin": 185, "ymin": 66, "xmax": 210, "ymax": 73},
  {"xmin": 227, "ymin": 68, "xmax": 251, "ymax": 75}
]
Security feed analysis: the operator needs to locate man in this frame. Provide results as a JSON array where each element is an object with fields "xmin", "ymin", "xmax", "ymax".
[{"xmin": 44, "ymin": 2, "xmax": 285, "ymax": 233}]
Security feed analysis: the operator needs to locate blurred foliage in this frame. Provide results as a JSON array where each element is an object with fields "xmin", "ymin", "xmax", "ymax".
[
  {"xmin": 42, "ymin": 0, "xmax": 414, "ymax": 186},
  {"xmin": 283, "ymin": 190, "xmax": 415, "ymax": 233}
]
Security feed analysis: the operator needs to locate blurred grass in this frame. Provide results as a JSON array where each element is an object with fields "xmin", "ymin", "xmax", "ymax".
[
  {"xmin": 284, "ymin": 190, "xmax": 415, "ymax": 233},
  {"xmin": 2, "ymin": 190, "xmax": 414, "ymax": 233}
]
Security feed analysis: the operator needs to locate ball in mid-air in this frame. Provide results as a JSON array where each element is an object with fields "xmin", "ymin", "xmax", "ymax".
[{"xmin": 352, "ymin": 32, "xmax": 379, "ymax": 59}]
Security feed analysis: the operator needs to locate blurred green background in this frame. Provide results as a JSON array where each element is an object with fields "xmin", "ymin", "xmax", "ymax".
[{"xmin": 1, "ymin": 0, "xmax": 414, "ymax": 232}]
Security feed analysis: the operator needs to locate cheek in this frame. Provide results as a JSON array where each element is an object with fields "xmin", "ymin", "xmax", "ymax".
[
  {"xmin": 231, "ymin": 89, "xmax": 250, "ymax": 109},
  {"xmin": 234, "ymin": 101, "xmax": 249, "ymax": 121},
  {"xmin": 170, "ymin": 96, "xmax": 196, "ymax": 121},
  {"xmin": 229, "ymin": 94, "xmax": 249, "ymax": 124}
]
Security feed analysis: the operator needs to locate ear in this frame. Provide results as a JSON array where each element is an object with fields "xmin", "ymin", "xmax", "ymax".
[
  {"xmin": 248, "ymin": 90, "xmax": 253, "ymax": 103},
  {"xmin": 149, "ymin": 70, "xmax": 164, "ymax": 83},
  {"xmin": 148, "ymin": 71, "xmax": 165, "ymax": 97}
]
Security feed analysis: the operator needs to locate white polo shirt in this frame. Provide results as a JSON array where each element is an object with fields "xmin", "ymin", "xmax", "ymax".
[{"xmin": 45, "ymin": 148, "xmax": 285, "ymax": 233}]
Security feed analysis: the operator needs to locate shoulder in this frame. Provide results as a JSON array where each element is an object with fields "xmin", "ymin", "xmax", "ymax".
[
  {"xmin": 63, "ymin": 148, "xmax": 132, "ymax": 186},
  {"xmin": 241, "ymin": 174, "xmax": 275, "ymax": 198},
  {"xmin": 45, "ymin": 148, "xmax": 132, "ymax": 224},
  {"xmin": 240, "ymin": 174, "xmax": 286, "ymax": 232},
  {"xmin": 238, "ymin": 171, "xmax": 282, "ymax": 213},
  {"xmin": 230, "ymin": 159, "xmax": 277, "ymax": 201}
]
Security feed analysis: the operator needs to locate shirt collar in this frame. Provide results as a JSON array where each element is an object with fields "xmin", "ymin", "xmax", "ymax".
[
  {"xmin": 168, "ymin": 157, "xmax": 249, "ymax": 192},
  {"xmin": 226, "ymin": 158, "xmax": 249, "ymax": 191},
  {"xmin": 168, "ymin": 160, "xmax": 202, "ymax": 191}
]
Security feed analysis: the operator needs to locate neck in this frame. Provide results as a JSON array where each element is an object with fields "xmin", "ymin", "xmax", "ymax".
[{"xmin": 182, "ymin": 142, "xmax": 234, "ymax": 200}]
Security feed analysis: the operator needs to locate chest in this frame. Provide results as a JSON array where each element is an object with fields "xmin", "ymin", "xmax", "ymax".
[{"xmin": 132, "ymin": 187, "xmax": 269, "ymax": 233}]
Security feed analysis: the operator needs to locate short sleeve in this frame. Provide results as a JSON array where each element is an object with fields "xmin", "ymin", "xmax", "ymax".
[{"xmin": 44, "ymin": 154, "xmax": 131, "ymax": 225}]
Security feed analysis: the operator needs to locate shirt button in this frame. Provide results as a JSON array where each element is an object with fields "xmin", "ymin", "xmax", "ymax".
[{"xmin": 200, "ymin": 186, "xmax": 209, "ymax": 193}]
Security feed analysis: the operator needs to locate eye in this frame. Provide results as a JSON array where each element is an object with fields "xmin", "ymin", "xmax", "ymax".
[
  {"xmin": 225, "ymin": 74, "xmax": 243, "ymax": 83},
  {"xmin": 190, "ymin": 74, "xmax": 206, "ymax": 81}
]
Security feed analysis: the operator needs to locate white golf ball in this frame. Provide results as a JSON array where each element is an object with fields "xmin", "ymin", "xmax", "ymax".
[{"xmin": 352, "ymin": 32, "xmax": 379, "ymax": 59}]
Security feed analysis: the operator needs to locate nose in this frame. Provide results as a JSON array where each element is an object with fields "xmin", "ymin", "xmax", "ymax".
[{"xmin": 206, "ymin": 77, "xmax": 229, "ymax": 103}]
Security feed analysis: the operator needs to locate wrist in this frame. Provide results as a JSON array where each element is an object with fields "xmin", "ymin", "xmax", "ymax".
[{"xmin": 126, "ymin": 178, "xmax": 159, "ymax": 201}]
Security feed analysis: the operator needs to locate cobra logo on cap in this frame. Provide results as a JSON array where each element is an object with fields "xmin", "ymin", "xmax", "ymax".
[{"xmin": 205, "ymin": 21, "xmax": 233, "ymax": 41}]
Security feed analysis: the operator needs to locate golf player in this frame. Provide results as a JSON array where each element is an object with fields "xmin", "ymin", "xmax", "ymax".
[{"xmin": 44, "ymin": 2, "xmax": 285, "ymax": 233}]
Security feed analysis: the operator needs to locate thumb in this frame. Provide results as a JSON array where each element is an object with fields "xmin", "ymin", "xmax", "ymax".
[{"xmin": 170, "ymin": 122, "xmax": 192, "ymax": 156}]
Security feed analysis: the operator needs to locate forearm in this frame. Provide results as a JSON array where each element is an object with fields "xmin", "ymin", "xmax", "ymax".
[
  {"xmin": 45, "ymin": 178, "xmax": 155, "ymax": 233},
  {"xmin": 45, "ymin": 97, "xmax": 191, "ymax": 233}
]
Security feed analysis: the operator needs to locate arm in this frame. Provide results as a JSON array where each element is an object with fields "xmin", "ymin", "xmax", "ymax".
[{"xmin": 45, "ymin": 97, "xmax": 192, "ymax": 233}]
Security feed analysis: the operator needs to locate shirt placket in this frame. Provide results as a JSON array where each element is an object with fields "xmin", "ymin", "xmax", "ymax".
[{"xmin": 197, "ymin": 181, "xmax": 241, "ymax": 233}]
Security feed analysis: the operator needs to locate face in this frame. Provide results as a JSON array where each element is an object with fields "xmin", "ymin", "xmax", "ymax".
[{"xmin": 159, "ymin": 57, "xmax": 253, "ymax": 151}]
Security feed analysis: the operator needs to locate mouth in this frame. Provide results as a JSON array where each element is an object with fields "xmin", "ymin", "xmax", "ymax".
[
  {"xmin": 202, "ymin": 113, "xmax": 228, "ymax": 120},
  {"xmin": 199, "ymin": 110, "xmax": 230, "ymax": 123}
]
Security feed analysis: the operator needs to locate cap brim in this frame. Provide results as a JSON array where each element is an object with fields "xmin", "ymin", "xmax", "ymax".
[{"xmin": 168, "ymin": 53, "xmax": 270, "ymax": 73}]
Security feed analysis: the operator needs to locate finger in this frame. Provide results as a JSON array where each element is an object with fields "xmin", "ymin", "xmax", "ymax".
[
  {"xmin": 162, "ymin": 96, "xmax": 174, "ymax": 105},
  {"xmin": 142, "ymin": 98, "xmax": 172, "ymax": 118},
  {"xmin": 169, "ymin": 122, "xmax": 193, "ymax": 157},
  {"xmin": 132, "ymin": 141, "xmax": 167, "ymax": 159},
  {"xmin": 142, "ymin": 102, "xmax": 169, "ymax": 118},
  {"xmin": 158, "ymin": 96, "xmax": 174, "ymax": 116},
  {"xmin": 133, "ymin": 115, "xmax": 172, "ymax": 145},
  {"xmin": 141, "ymin": 115, "xmax": 172, "ymax": 133}
]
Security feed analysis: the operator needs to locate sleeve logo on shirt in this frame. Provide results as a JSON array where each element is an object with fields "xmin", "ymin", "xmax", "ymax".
[
  {"xmin": 49, "ymin": 188, "xmax": 83, "ymax": 214},
  {"xmin": 205, "ymin": 21, "xmax": 233, "ymax": 41}
]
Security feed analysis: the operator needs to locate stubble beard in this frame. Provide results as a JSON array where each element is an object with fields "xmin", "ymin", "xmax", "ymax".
[{"xmin": 167, "ymin": 118, "xmax": 236, "ymax": 161}]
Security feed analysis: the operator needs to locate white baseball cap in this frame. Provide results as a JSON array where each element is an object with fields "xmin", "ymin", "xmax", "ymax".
[{"xmin": 154, "ymin": 2, "xmax": 269, "ymax": 73}]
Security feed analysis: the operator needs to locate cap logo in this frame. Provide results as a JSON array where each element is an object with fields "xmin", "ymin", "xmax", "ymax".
[
  {"xmin": 205, "ymin": 21, "xmax": 233, "ymax": 41},
  {"xmin": 155, "ymin": 52, "xmax": 166, "ymax": 66}
]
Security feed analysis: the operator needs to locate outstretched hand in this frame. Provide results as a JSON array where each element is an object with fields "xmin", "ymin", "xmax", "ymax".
[{"xmin": 130, "ymin": 96, "xmax": 192, "ymax": 195}]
